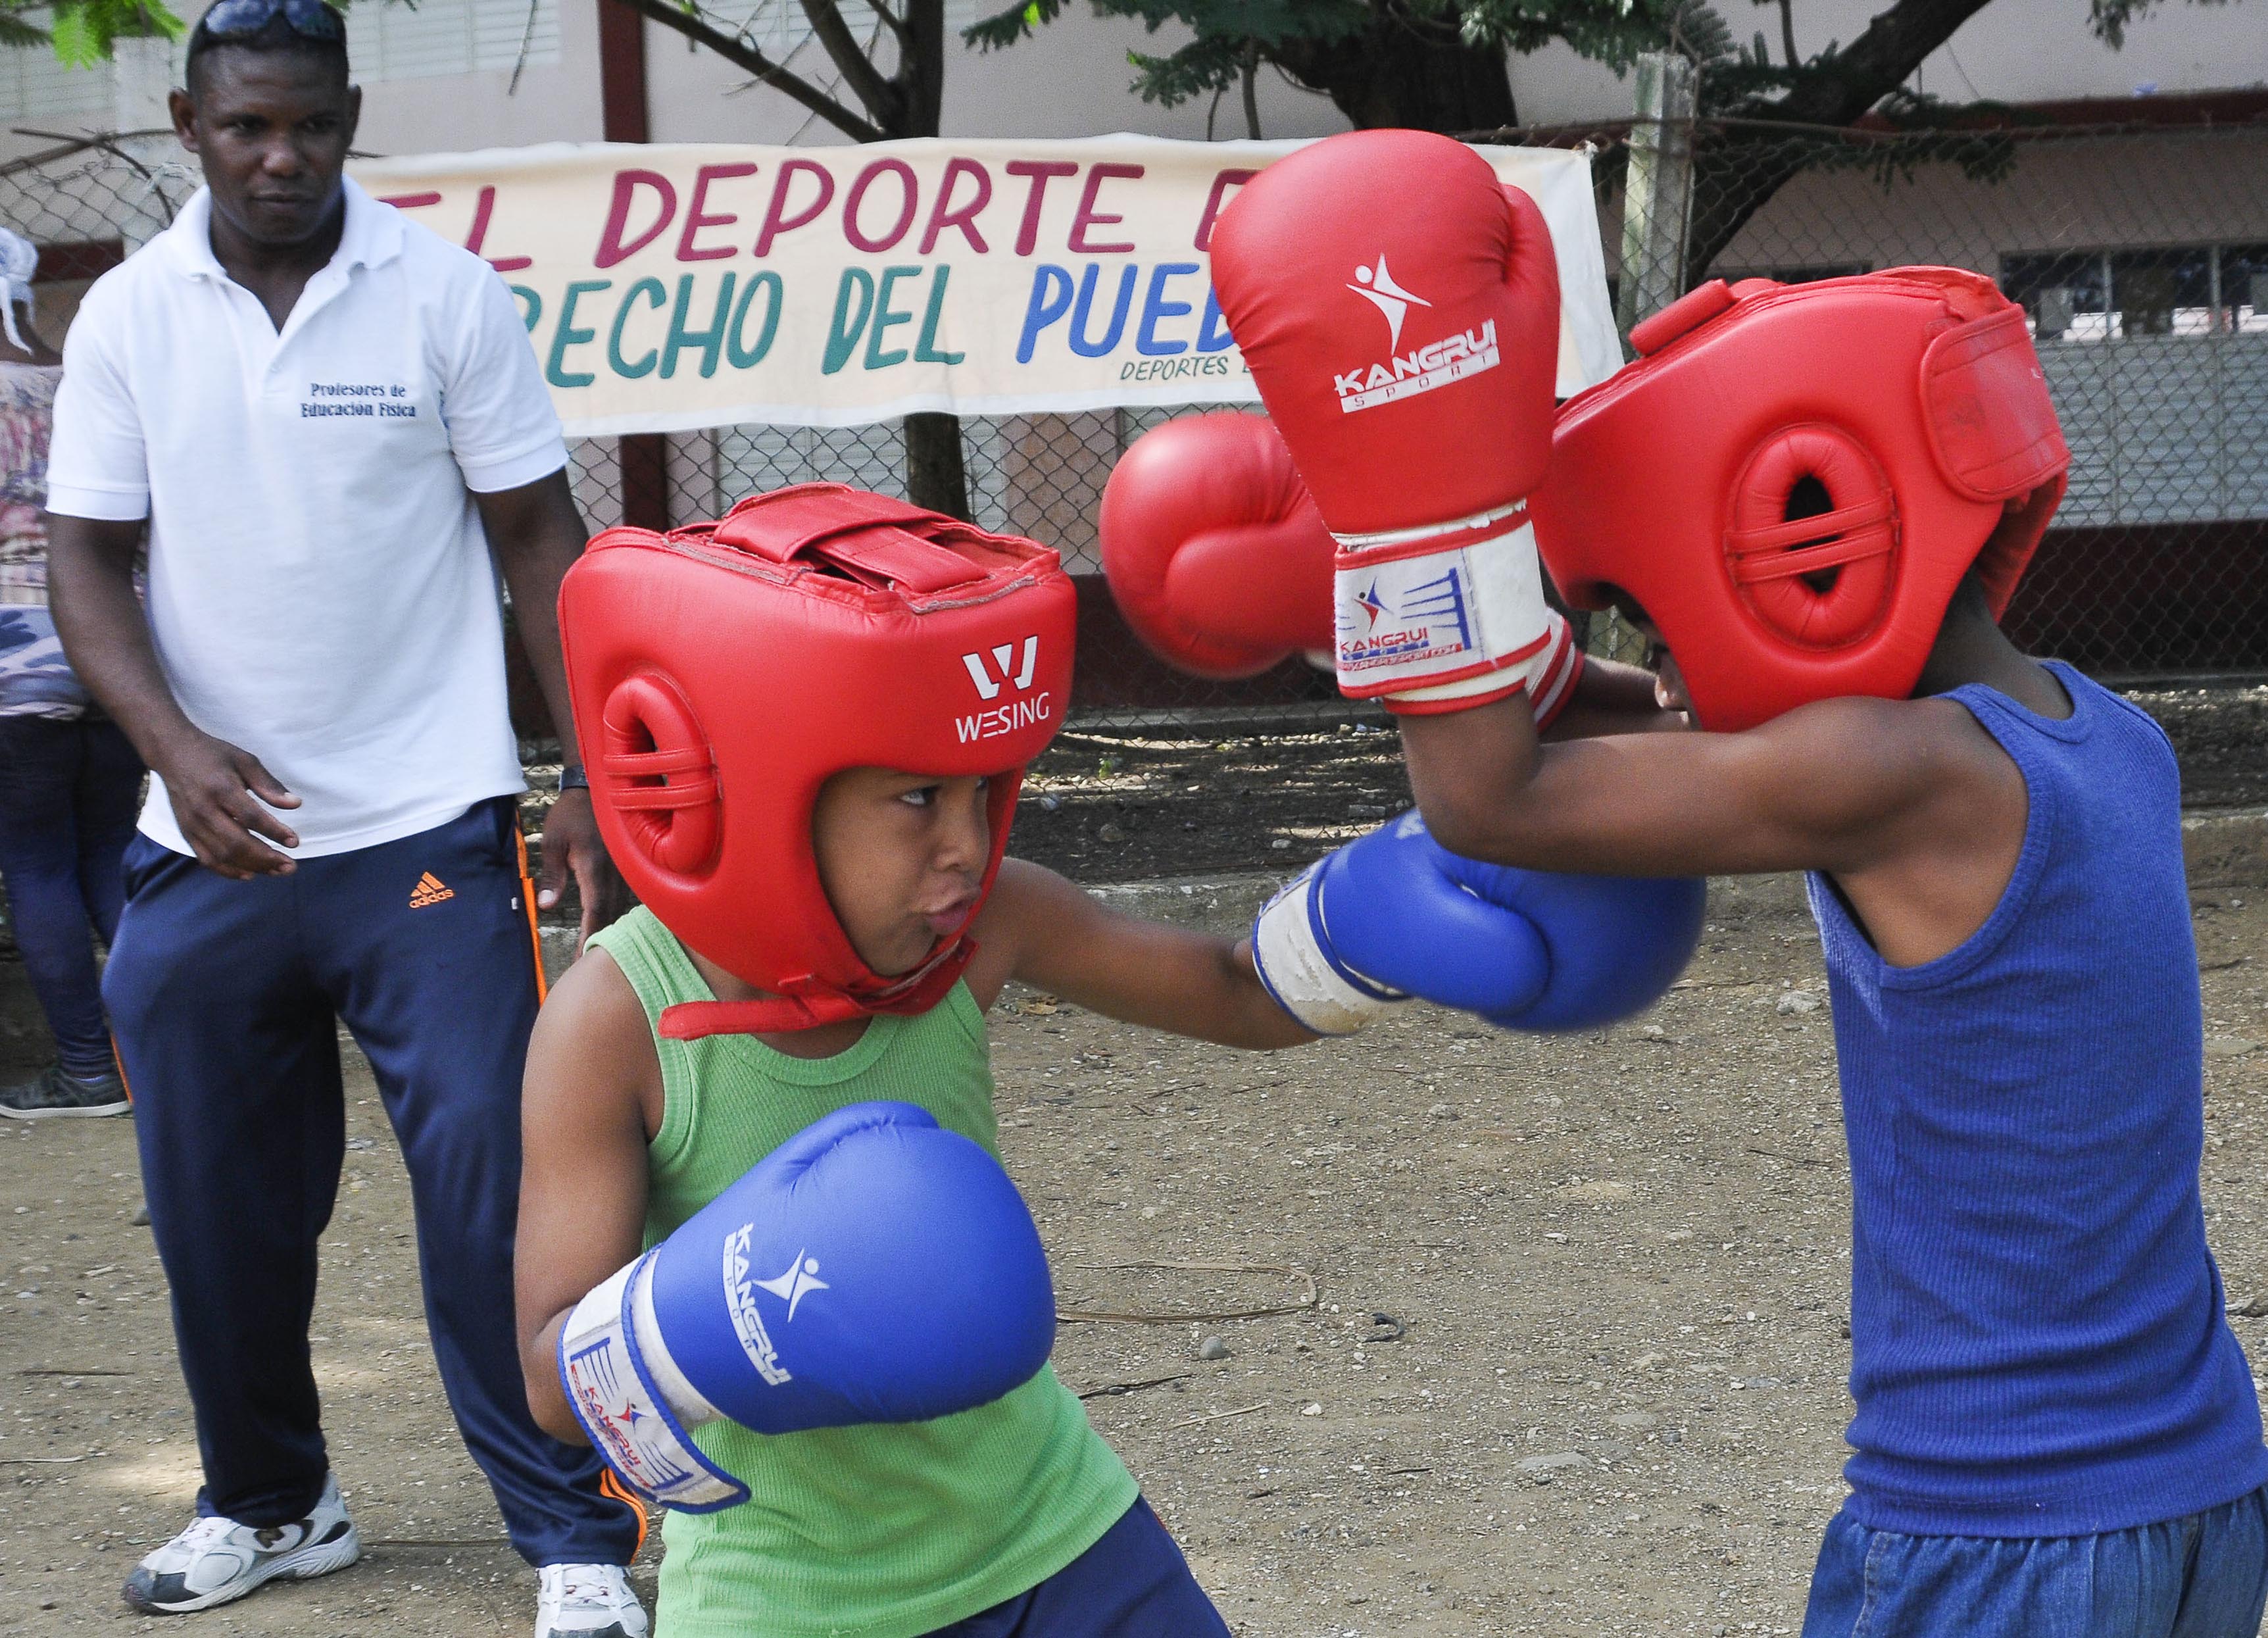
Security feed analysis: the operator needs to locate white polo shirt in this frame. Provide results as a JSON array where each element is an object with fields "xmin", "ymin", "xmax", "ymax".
[{"xmin": 48, "ymin": 179, "xmax": 565, "ymax": 858}]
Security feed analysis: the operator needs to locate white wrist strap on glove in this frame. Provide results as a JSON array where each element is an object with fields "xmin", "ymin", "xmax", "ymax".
[
  {"xmin": 1331, "ymin": 505, "xmax": 1552, "ymax": 703},
  {"xmin": 1252, "ymin": 866, "xmax": 1404, "ymax": 1035},
  {"xmin": 558, "ymin": 1252, "xmax": 750, "ymax": 1513}
]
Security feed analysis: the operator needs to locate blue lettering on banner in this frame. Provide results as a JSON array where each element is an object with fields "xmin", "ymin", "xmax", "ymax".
[
  {"xmin": 1020, "ymin": 263, "xmax": 1240, "ymax": 364},
  {"xmin": 1135, "ymin": 262, "xmax": 1200, "ymax": 357},
  {"xmin": 1117, "ymin": 355, "xmax": 1237, "ymax": 384}
]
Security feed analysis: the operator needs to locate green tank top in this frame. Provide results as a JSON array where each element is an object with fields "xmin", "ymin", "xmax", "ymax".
[{"xmin": 586, "ymin": 908, "xmax": 1137, "ymax": 1638}]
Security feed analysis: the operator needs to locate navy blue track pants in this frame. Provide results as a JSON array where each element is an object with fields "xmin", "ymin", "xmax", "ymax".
[{"xmin": 103, "ymin": 797, "xmax": 644, "ymax": 1566}]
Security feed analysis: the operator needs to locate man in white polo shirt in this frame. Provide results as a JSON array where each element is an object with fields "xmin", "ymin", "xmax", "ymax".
[{"xmin": 45, "ymin": 5, "xmax": 647, "ymax": 1633}]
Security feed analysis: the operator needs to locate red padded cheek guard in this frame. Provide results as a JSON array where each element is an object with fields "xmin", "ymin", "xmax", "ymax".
[
  {"xmin": 558, "ymin": 485, "xmax": 1077, "ymax": 1037},
  {"xmin": 1533, "ymin": 268, "xmax": 2069, "ymax": 733}
]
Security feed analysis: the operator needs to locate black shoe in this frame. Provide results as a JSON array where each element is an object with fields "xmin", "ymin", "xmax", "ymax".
[{"xmin": 0, "ymin": 1062, "xmax": 130, "ymax": 1120}]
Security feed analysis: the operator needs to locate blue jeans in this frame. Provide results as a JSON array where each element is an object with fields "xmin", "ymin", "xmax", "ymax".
[
  {"xmin": 926, "ymin": 1499, "xmax": 1230, "ymax": 1636},
  {"xmin": 1803, "ymin": 1486, "xmax": 2268, "ymax": 1638},
  {"xmin": 0, "ymin": 714, "xmax": 142, "ymax": 1079}
]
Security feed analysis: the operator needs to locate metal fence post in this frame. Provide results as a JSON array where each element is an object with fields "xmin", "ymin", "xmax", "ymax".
[{"xmin": 1616, "ymin": 51, "xmax": 1697, "ymax": 338}]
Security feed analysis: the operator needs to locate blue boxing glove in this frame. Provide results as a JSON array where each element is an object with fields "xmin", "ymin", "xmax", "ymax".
[
  {"xmin": 557, "ymin": 1101, "xmax": 1055, "ymax": 1512},
  {"xmin": 1253, "ymin": 811, "xmax": 1704, "ymax": 1033}
]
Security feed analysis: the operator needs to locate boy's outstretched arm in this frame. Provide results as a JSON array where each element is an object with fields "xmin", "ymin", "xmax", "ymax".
[
  {"xmin": 1541, "ymin": 653, "xmax": 1685, "ymax": 740},
  {"xmin": 970, "ymin": 858, "xmax": 1318, "ymax": 1050},
  {"xmin": 515, "ymin": 950, "xmax": 658, "ymax": 1444},
  {"xmin": 1400, "ymin": 689, "xmax": 2019, "ymax": 887}
]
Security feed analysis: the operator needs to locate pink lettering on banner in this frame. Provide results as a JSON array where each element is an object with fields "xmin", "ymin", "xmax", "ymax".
[
  {"xmin": 755, "ymin": 160, "xmax": 835, "ymax": 257},
  {"xmin": 597, "ymin": 170, "xmax": 677, "ymax": 268},
  {"xmin": 1193, "ymin": 168, "xmax": 1257, "ymax": 253},
  {"xmin": 920, "ymin": 158, "xmax": 991, "ymax": 255},
  {"xmin": 1069, "ymin": 164, "xmax": 1142, "ymax": 255},
  {"xmin": 1006, "ymin": 161, "xmax": 1078, "ymax": 257},
  {"xmin": 677, "ymin": 162, "xmax": 758, "ymax": 262},
  {"xmin": 844, "ymin": 159, "xmax": 919, "ymax": 254},
  {"xmin": 466, "ymin": 186, "xmax": 532, "ymax": 272},
  {"xmin": 379, "ymin": 187, "xmax": 531, "ymax": 273}
]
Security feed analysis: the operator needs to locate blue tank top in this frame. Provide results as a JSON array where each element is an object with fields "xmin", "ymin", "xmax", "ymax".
[{"xmin": 1808, "ymin": 662, "xmax": 2267, "ymax": 1537}]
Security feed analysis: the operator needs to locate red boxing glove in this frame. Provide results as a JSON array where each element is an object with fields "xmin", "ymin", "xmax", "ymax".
[
  {"xmin": 1212, "ymin": 130, "xmax": 1562, "ymax": 713},
  {"xmin": 1099, "ymin": 412, "xmax": 1332, "ymax": 680},
  {"xmin": 1101, "ymin": 410, "xmax": 1584, "ymax": 725}
]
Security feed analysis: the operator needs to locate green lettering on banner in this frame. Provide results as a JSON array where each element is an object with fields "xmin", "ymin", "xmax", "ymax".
[
  {"xmin": 914, "ymin": 264, "xmax": 964, "ymax": 365},
  {"xmin": 510, "ymin": 285, "xmax": 542, "ymax": 333},
  {"xmin": 662, "ymin": 273, "xmax": 737, "ymax": 380},
  {"xmin": 729, "ymin": 272, "xmax": 784, "ymax": 368},
  {"xmin": 866, "ymin": 265, "xmax": 918, "ymax": 370},
  {"xmin": 547, "ymin": 280, "xmax": 611, "ymax": 388},
  {"xmin": 824, "ymin": 268, "xmax": 875, "ymax": 376},
  {"xmin": 608, "ymin": 278, "xmax": 667, "ymax": 380}
]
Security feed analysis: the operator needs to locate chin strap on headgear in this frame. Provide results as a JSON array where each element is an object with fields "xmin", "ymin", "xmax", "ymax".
[
  {"xmin": 1534, "ymin": 268, "xmax": 2070, "ymax": 732},
  {"xmin": 558, "ymin": 484, "xmax": 1077, "ymax": 1036}
]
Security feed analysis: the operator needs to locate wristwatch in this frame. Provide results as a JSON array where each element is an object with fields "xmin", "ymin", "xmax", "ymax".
[{"xmin": 558, "ymin": 763, "xmax": 589, "ymax": 794}]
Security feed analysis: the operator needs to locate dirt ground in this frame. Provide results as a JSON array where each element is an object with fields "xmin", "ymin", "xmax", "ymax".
[{"xmin": 1, "ymin": 708, "xmax": 2264, "ymax": 1636}]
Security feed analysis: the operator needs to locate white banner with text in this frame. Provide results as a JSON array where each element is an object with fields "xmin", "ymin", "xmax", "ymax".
[{"xmin": 352, "ymin": 136, "xmax": 1619, "ymax": 437}]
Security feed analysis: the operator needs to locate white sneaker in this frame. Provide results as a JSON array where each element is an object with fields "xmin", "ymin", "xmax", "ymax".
[
  {"xmin": 122, "ymin": 1473, "xmax": 360, "ymax": 1614},
  {"xmin": 537, "ymin": 1563, "xmax": 648, "ymax": 1638}
]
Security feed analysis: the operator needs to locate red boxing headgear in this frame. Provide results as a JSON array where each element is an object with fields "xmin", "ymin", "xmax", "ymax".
[
  {"xmin": 1534, "ymin": 267, "xmax": 2069, "ymax": 732},
  {"xmin": 558, "ymin": 485, "xmax": 1075, "ymax": 1038}
]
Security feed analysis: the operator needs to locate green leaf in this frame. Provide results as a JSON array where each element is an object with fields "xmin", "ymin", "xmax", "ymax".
[{"xmin": 48, "ymin": 3, "xmax": 102, "ymax": 66}]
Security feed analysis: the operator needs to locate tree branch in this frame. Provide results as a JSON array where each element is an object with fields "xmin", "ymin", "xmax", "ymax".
[
  {"xmin": 799, "ymin": 0, "xmax": 904, "ymax": 134},
  {"xmin": 1746, "ymin": 0, "xmax": 1998, "ymax": 124},
  {"xmin": 606, "ymin": 0, "xmax": 883, "ymax": 142},
  {"xmin": 868, "ymin": 0, "xmax": 909, "ymax": 46}
]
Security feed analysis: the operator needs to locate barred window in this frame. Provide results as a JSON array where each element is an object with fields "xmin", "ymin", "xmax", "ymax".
[
  {"xmin": 0, "ymin": 12, "xmax": 109, "ymax": 126},
  {"xmin": 0, "ymin": 0, "xmax": 562, "ymax": 127},
  {"xmin": 2004, "ymin": 244, "xmax": 2268, "ymax": 341},
  {"xmin": 679, "ymin": 0, "xmax": 979, "ymax": 68}
]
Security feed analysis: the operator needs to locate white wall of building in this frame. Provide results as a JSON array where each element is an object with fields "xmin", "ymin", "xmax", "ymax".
[
  {"xmin": 1513, "ymin": 0, "xmax": 2268, "ymax": 127},
  {"xmin": 352, "ymin": 0, "xmax": 605, "ymax": 152},
  {"xmin": 637, "ymin": 7, "xmax": 1349, "ymax": 146}
]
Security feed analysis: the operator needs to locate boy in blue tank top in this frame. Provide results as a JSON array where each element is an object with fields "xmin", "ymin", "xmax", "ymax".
[
  {"xmin": 1104, "ymin": 136, "xmax": 2261, "ymax": 1633},
  {"xmin": 1388, "ymin": 272, "xmax": 2268, "ymax": 1635}
]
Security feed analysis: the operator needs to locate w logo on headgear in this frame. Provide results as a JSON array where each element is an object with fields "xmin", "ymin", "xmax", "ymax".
[
  {"xmin": 961, "ymin": 635, "xmax": 1041, "ymax": 701},
  {"xmin": 1348, "ymin": 255, "xmax": 1432, "ymax": 351}
]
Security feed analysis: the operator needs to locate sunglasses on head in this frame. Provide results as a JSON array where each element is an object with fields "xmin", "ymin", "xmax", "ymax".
[{"xmin": 195, "ymin": 0, "xmax": 345, "ymax": 45}]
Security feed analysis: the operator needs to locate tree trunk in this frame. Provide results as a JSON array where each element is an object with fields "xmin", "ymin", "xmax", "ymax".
[
  {"xmin": 1679, "ymin": 132, "xmax": 1815, "ymax": 288},
  {"xmin": 905, "ymin": 412, "xmax": 970, "ymax": 520},
  {"xmin": 887, "ymin": 0, "xmax": 965, "ymax": 518},
  {"xmin": 1674, "ymin": 0, "xmax": 2002, "ymax": 295},
  {"xmin": 1273, "ymin": 5, "xmax": 1516, "ymax": 134}
]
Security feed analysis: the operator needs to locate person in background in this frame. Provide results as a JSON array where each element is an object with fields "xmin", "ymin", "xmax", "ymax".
[
  {"xmin": 43, "ymin": 7, "xmax": 643, "ymax": 1631},
  {"xmin": 0, "ymin": 226, "xmax": 140, "ymax": 1120}
]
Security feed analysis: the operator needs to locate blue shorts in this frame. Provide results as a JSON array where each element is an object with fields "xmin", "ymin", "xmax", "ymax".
[
  {"xmin": 1802, "ymin": 1485, "xmax": 2268, "ymax": 1638},
  {"xmin": 927, "ymin": 1498, "xmax": 1229, "ymax": 1637}
]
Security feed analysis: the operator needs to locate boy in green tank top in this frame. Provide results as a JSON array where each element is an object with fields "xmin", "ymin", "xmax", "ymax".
[
  {"xmin": 517, "ymin": 764, "xmax": 1318, "ymax": 1638},
  {"xmin": 508, "ymin": 488, "xmax": 1339, "ymax": 1638}
]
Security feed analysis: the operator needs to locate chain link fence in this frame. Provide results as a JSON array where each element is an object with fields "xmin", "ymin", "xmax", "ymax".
[
  {"xmin": 1579, "ymin": 109, "xmax": 2268, "ymax": 679},
  {"xmin": 11, "ymin": 112, "xmax": 2265, "ymax": 734}
]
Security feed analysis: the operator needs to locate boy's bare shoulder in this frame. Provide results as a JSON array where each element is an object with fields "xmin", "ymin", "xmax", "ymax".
[
  {"xmin": 1754, "ymin": 692, "xmax": 2008, "ymax": 775},
  {"xmin": 529, "ymin": 946, "xmax": 660, "ymax": 1117}
]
